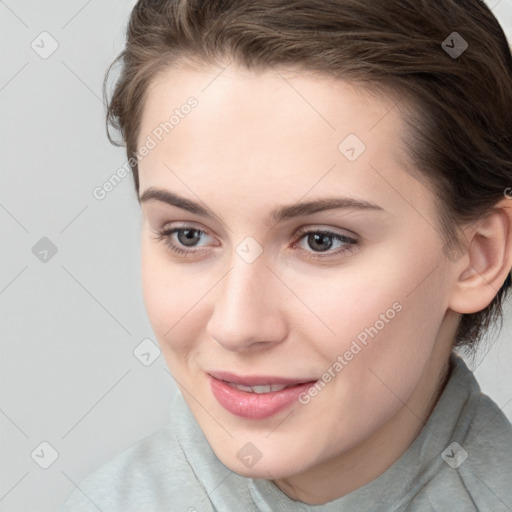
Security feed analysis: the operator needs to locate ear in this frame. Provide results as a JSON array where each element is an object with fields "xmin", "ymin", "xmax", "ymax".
[{"xmin": 448, "ymin": 198, "xmax": 512, "ymax": 314}]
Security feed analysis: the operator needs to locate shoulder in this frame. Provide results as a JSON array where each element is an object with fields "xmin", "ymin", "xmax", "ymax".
[
  {"xmin": 416, "ymin": 396, "xmax": 512, "ymax": 511},
  {"xmin": 60, "ymin": 410, "xmax": 212, "ymax": 511},
  {"xmin": 453, "ymin": 356, "xmax": 512, "ymax": 480},
  {"xmin": 408, "ymin": 356, "xmax": 512, "ymax": 511},
  {"xmin": 456, "ymin": 388, "xmax": 512, "ymax": 509}
]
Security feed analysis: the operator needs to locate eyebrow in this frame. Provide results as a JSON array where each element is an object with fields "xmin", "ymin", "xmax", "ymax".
[{"xmin": 139, "ymin": 187, "xmax": 385, "ymax": 224}]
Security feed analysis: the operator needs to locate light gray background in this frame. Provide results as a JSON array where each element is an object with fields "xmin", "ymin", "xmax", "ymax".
[{"xmin": 1, "ymin": 1, "xmax": 511, "ymax": 510}]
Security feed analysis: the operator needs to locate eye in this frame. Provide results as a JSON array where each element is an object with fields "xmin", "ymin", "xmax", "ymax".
[
  {"xmin": 153, "ymin": 226, "xmax": 213, "ymax": 256},
  {"xmin": 292, "ymin": 228, "xmax": 358, "ymax": 259}
]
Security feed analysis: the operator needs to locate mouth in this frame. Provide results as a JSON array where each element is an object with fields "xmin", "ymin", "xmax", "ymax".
[
  {"xmin": 208, "ymin": 371, "xmax": 318, "ymax": 419},
  {"xmin": 208, "ymin": 370, "xmax": 315, "ymax": 388},
  {"xmin": 224, "ymin": 382, "xmax": 299, "ymax": 393}
]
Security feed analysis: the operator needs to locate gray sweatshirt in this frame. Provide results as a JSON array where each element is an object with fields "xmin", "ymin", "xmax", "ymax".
[{"xmin": 60, "ymin": 353, "xmax": 512, "ymax": 511}]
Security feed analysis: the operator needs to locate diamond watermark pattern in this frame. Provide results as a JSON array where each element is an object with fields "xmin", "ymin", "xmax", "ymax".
[
  {"xmin": 441, "ymin": 441, "xmax": 468, "ymax": 468},
  {"xmin": 338, "ymin": 133, "xmax": 366, "ymax": 161},
  {"xmin": 32, "ymin": 237, "xmax": 58, "ymax": 263},
  {"xmin": 441, "ymin": 32, "xmax": 468, "ymax": 59},
  {"xmin": 133, "ymin": 338, "xmax": 161, "ymax": 366},
  {"xmin": 236, "ymin": 236, "xmax": 263, "ymax": 264},
  {"xmin": 31, "ymin": 441, "xmax": 59, "ymax": 469},
  {"xmin": 31, "ymin": 31, "xmax": 59, "ymax": 59},
  {"xmin": 237, "ymin": 442, "xmax": 262, "ymax": 468}
]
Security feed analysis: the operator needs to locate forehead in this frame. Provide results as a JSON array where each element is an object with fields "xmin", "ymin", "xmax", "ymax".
[
  {"xmin": 137, "ymin": 63, "xmax": 433, "ymax": 225},
  {"xmin": 139, "ymin": 63, "xmax": 402, "ymax": 149}
]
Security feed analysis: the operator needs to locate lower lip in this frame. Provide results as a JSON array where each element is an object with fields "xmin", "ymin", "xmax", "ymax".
[{"xmin": 209, "ymin": 376, "xmax": 317, "ymax": 419}]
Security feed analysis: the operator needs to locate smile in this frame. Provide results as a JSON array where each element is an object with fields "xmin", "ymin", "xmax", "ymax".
[
  {"xmin": 208, "ymin": 372, "xmax": 318, "ymax": 419},
  {"xmin": 225, "ymin": 382, "xmax": 292, "ymax": 393}
]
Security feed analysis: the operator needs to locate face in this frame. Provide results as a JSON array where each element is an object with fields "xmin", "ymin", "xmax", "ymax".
[{"xmin": 137, "ymin": 63, "xmax": 456, "ymax": 484}]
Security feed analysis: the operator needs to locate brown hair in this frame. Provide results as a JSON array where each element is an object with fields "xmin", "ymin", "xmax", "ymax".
[{"xmin": 104, "ymin": 0, "xmax": 512, "ymax": 353}]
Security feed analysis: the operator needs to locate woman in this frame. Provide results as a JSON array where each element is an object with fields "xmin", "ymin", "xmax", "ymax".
[{"xmin": 62, "ymin": 0, "xmax": 512, "ymax": 510}]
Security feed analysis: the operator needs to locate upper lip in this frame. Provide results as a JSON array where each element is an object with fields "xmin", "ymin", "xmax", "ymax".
[{"xmin": 208, "ymin": 371, "xmax": 316, "ymax": 386}]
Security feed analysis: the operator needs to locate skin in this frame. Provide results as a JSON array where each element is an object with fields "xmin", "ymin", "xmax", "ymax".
[{"xmin": 136, "ymin": 62, "xmax": 512, "ymax": 505}]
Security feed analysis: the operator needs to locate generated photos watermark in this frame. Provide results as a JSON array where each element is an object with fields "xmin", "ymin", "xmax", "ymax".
[
  {"xmin": 92, "ymin": 96, "xmax": 198, "ymax": 200},
  {"xmin": 298, "ymin": 301, "xmax": 403, "ymax": 405}
]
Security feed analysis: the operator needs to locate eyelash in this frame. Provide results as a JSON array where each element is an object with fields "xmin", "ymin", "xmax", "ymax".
[{"xmin": 153, "ymin": 225, "xmax": 358, "ymax": 260}]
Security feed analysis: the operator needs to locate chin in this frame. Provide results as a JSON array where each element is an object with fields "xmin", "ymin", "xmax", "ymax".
[
  {"xmin": 212, "ymin": 441, "xmax": 313, "ymax": 481},
  {"xmin": 228, "ymin": 459, "xmax": 298, "ymax": 480}
]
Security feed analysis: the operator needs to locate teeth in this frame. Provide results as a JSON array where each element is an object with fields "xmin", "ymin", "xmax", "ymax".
[
  {"xmin": 227, "ymin": 382, "xmax": 289, "ymax": 393},
  {"xmin": 270, "ymin": 384, "xmax": 288, "ymax": 392}
]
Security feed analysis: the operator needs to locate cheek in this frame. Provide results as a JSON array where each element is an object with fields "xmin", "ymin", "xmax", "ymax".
[
  {"xmin": 141, "ymin": 240, "xmax": 213, "ymax": 366},
  {"xmin": 141, "ymin": 243, "xmax": 169, "ymax": 336},
  {"xmin": 329, "ymin": 267, "xmax": 447, "ymax": 421},
  {"xmin": 141, "ymin": 242, "xmax": 189, "ymax": 348},
  {"xmin": 299, "ymin": 252, "xmax": 447, "ymax": 390},
  {"xmin": 285, "ymin": 265, "xmax": 407, "ymax": 359}
]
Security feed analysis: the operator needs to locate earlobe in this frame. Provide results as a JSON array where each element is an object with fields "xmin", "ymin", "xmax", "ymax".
[{"xmin": 448, "ymin": 199, "xmax": 512, "ymax": 315}]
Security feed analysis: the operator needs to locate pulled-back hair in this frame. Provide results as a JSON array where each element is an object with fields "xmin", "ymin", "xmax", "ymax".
[{"xmin": 104, "ymin": 0, "xmax": 512, "ymax": 353}]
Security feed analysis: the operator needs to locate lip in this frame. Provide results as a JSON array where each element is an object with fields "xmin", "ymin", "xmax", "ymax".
[
  {"xmin": 208, "ymin": 371, "xmax": 314, "ymax": 387},
  {"xmin": 208, "ymin": 372, "xmax": 318, "ymax": 420}
]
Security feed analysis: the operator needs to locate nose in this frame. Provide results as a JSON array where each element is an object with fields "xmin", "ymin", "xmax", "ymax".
[{"xmin": 206, "ymin": 253, "xmax": 288, "ymax": 352}]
